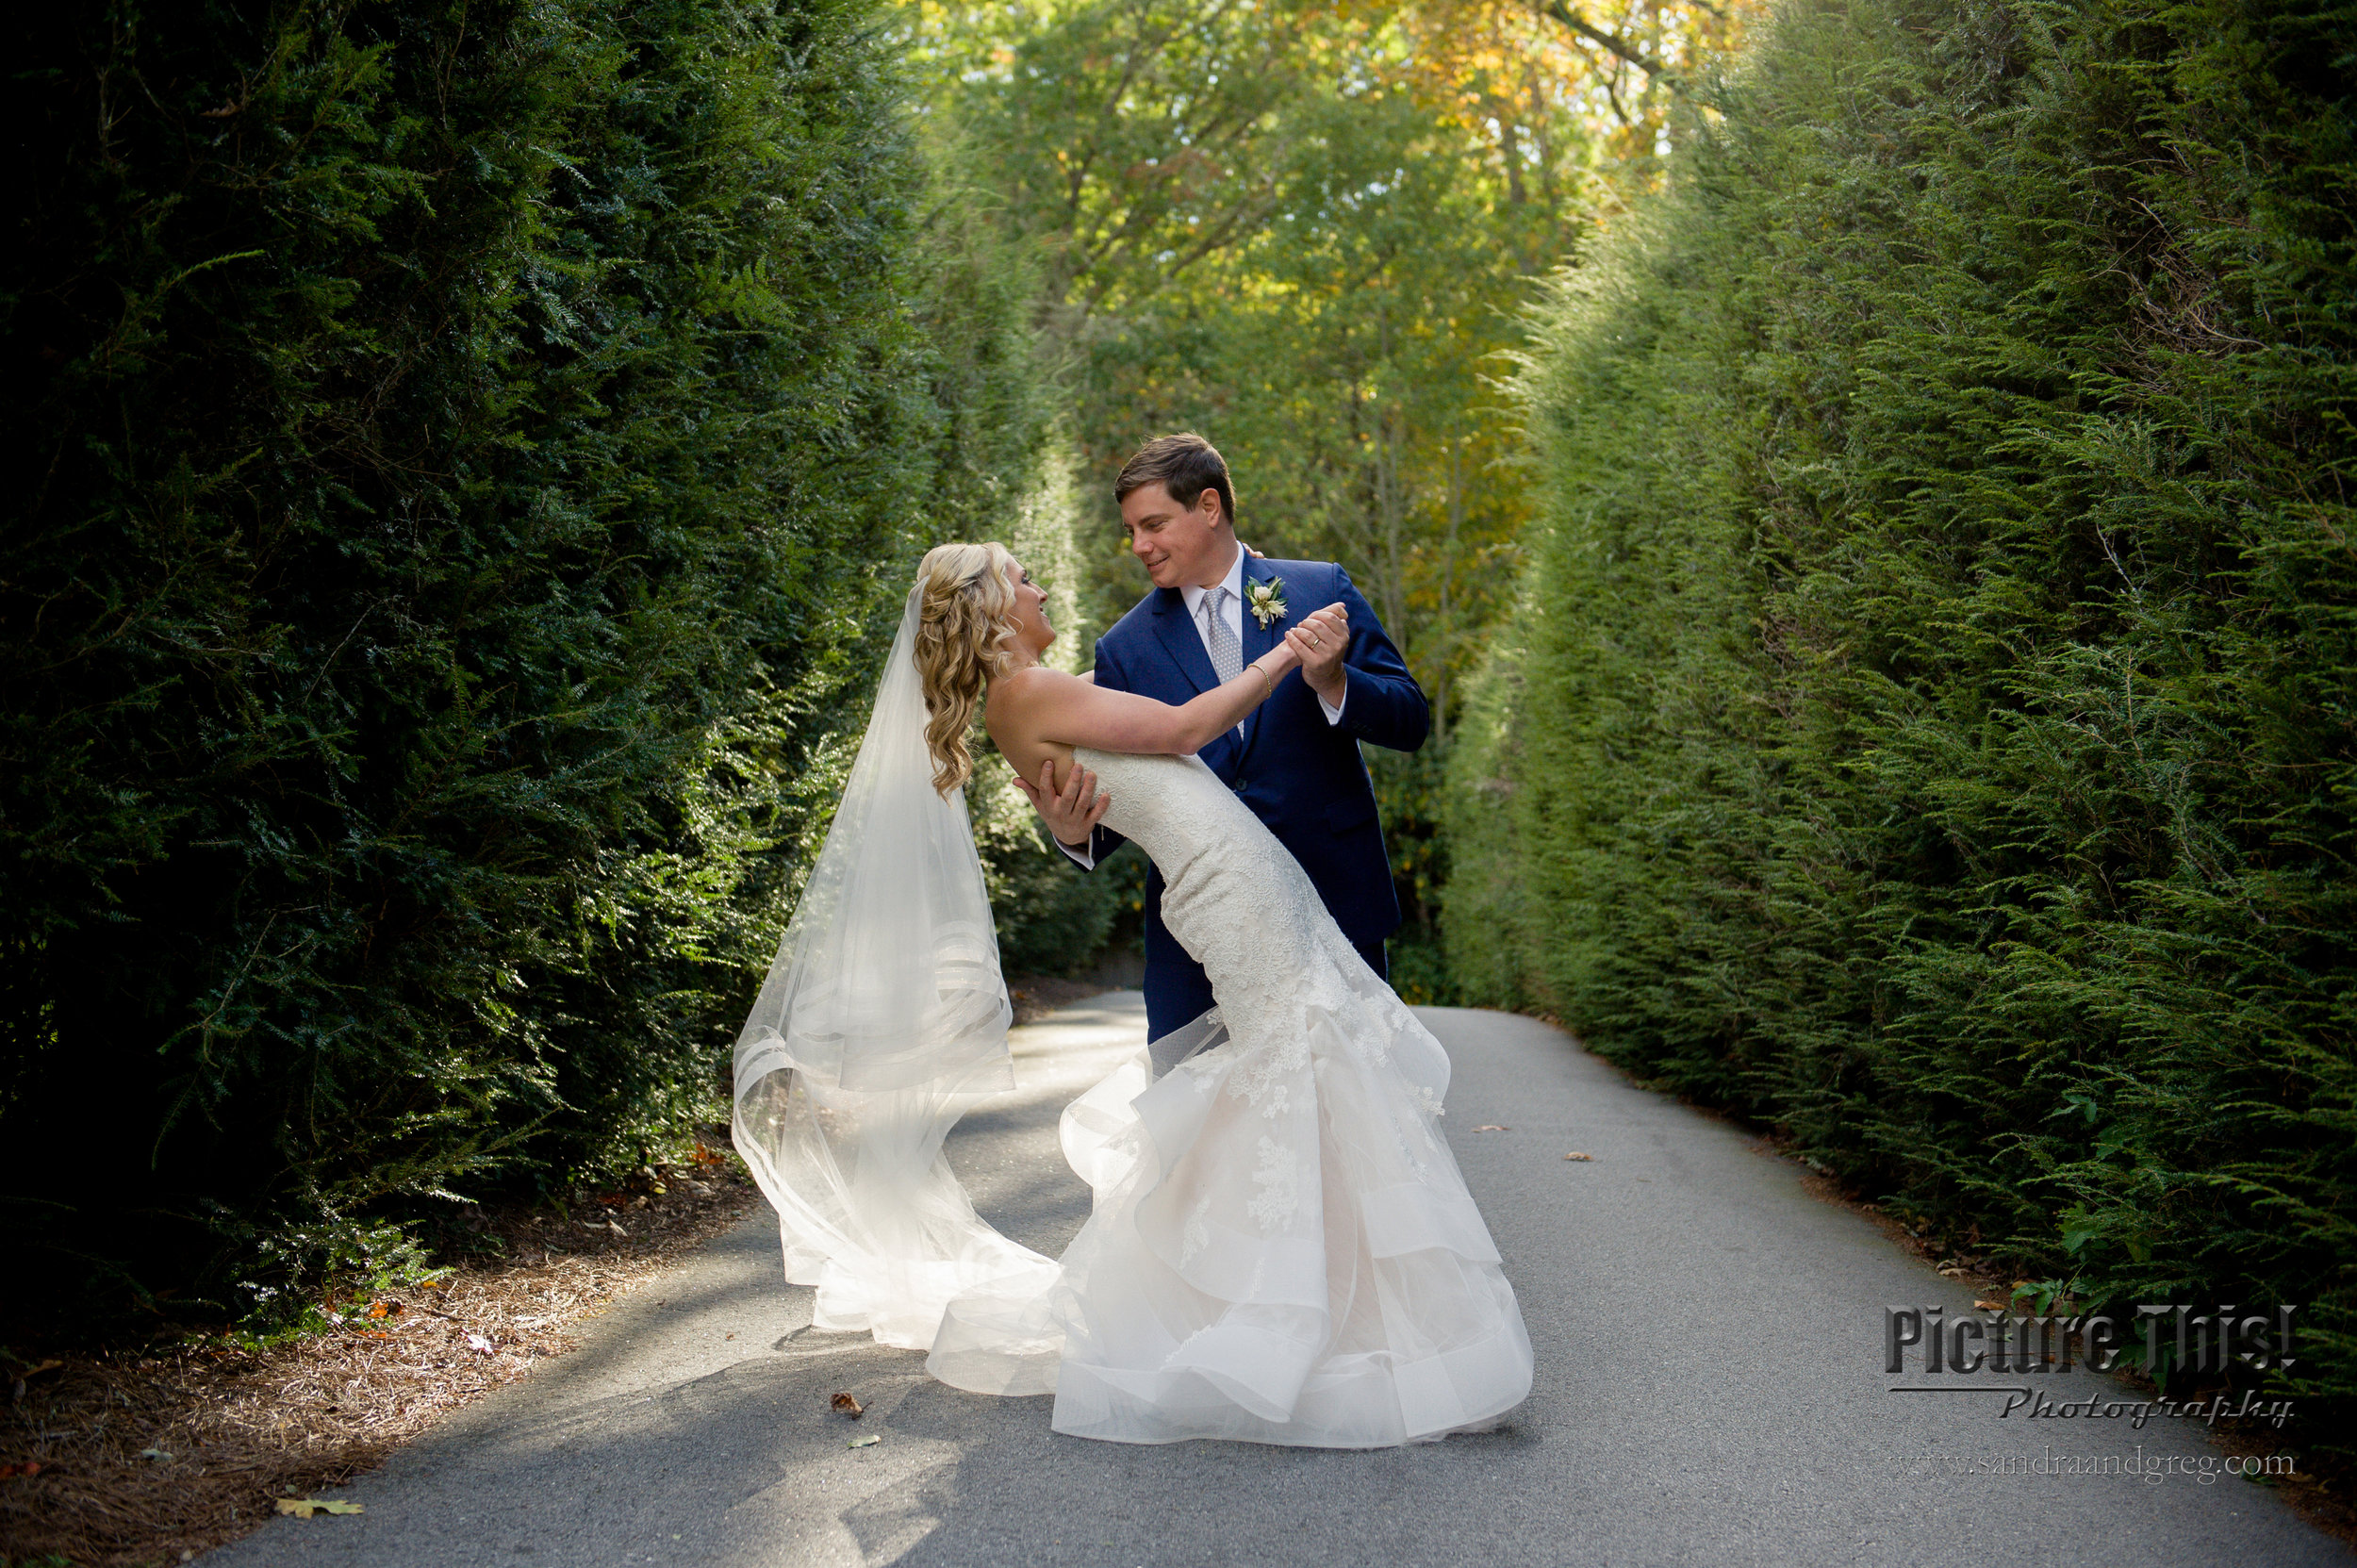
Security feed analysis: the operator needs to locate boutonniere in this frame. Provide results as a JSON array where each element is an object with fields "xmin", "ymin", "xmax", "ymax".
[{"xmin": 1245, "ymin": 576, "xmax": 1288, "ymax": 630}]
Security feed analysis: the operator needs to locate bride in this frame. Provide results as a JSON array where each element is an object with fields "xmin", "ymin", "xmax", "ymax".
[{"xmin": 733, "ymin": 542, "xmax": 1533, "ymax": 1447}]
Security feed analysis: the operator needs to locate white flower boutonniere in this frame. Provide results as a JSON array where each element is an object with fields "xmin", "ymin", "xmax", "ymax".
[{"xmin": 1245, "ymin": 576, "xmax": 1288, "ymax": 631}]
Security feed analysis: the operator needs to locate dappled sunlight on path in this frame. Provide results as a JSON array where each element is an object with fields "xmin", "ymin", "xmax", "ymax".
[{"xmin": 203, "ymin": 998, "xmax": 2350, "ymax": 1568}]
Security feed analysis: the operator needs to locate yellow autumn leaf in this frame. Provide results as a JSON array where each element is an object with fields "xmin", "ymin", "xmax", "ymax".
[{"xmin": 276, "ymin": 1498, "xmax": 365, "ymax": 1518}]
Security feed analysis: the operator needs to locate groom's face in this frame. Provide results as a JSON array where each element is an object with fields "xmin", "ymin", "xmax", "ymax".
[{"xmin": 1120, "ymin": 482, "xmax": 1233, "ymax": 591}]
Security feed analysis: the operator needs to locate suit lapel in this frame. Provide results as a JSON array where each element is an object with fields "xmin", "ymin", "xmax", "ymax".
[
  {"xmin": 1150, "ymin": 587, "xmax": 1220, "ymax": 698},
  {"xmin": 1234, "ymin": 554, "xmax": 1285, "ymax": 759}
]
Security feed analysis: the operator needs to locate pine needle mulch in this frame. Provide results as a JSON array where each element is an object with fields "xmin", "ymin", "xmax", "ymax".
[
  {"xmin": 0, "ymin": 1161, "xmax": 764, "ymax": 1568},
  {"xmin": 1, "ymin": 980, "xmax": 1110, "ymax": 1567}
]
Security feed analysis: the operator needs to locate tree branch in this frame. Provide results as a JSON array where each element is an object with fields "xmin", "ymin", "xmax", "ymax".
[{"xmin": 1535, "ymin": 0, "xmax": 1686, "ymax": 90}]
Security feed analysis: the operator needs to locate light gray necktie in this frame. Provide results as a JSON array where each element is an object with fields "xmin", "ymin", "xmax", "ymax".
[{"xmin": 1201, "ymin": 586, "xmax": 1242, "ymax": 683}]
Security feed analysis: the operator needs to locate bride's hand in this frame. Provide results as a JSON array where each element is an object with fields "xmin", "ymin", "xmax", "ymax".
[{"xmin": 1279, "ymin": 602, "xmax": 1347, "ymax": 672}]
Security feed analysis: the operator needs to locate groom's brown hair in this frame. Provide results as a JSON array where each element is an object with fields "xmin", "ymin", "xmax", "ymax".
[{"xmin": 1115, "ymin": 433, "xmax": 1236, "ymax": 527}]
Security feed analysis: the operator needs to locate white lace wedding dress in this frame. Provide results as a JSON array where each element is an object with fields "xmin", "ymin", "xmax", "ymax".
[{"xmin": 924, "ymin": 746, "xmax": 1534, "ymax": 1446}]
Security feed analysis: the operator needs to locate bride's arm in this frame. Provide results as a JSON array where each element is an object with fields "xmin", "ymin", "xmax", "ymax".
[
  {"xmin": 1000, "ymin": 657, "xmax": 1290, "ymax": 757},
  {"xmin": 998, "ymin": 603, "xmax": 1343, "ymax": 757}
]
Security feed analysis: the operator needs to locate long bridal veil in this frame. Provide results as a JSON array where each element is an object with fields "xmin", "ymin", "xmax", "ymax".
[{"xmin": 732, "ymin": 586, "xmax": 1055, "ymax": 1360}]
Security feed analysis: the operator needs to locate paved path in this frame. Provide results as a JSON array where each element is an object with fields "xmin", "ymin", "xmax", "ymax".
[{"xmin": 209, "ymin": 996, "xmax": 2349, "ymax": 1568}]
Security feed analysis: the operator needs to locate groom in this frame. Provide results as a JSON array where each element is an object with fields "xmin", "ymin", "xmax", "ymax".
[{"xmin": 1020, "ymin": 433, "xmax": 1430, "ymax": 1044}]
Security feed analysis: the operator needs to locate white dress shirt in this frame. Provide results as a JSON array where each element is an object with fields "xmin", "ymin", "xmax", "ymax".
[
  {"xmin": 1057, "ymin": 544, "xmax": 1344, "ymax": 865},
  {"xmin": 1178, "ymin": 546, "xmax": 1251, "ymax": 664}
]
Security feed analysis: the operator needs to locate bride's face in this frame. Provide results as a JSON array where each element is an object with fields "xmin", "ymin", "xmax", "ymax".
[{"xmin": 1005, "ymin": 559, "xmax": 1054, "ymax": 660}]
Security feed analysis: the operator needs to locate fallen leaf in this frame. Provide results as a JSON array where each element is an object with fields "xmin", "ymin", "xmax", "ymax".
[
  {"xmin": 1473, "ymin": 1125, "xmax": 1508, "ymax": 1132},
  {"xmin": 17, "ymin": 1360, "xmax": 62, "ymax": 1378},
  {"xmin": 138, "ymin": 1447, "xmax": 174, "ymax": 1462},
  {"xmin": 848, "ymin": 1434, "xmax": 881, "ymax": 1449},
  {"xmin": 0, "ymin": 1461, "xmax": 43, "ymax": 1478},
  {"xmin": 1563, "ymin": 1151, "xmax": 1594, "ymax": 1162},
  {"xmin": 355, "ymin": 1330, "xmax": 391, "ymax": 1341},
  {"xmin": 466, "ymin": 1332, "xmax": 494, "ymax": 1354},
  {"xmin": 1974, "ymin": 1300, "xmax": 2005, "ymax": 1312},
  {"xmin": 276, "ymin": 1498, "xmax": 365, "ymax": 1518},
  {"xmin": 831, "ymin": 1391, "xmax": 863, "ymax": 1418}
]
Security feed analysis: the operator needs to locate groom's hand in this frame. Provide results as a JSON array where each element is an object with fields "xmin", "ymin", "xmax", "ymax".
[
  {"xmin": 1014, "ymin": 758, "xmax": 1110, "ymax": 849},
  {"xmin": 1286, "ymin": 602, "xmax": 1350, "ymax": 705}
]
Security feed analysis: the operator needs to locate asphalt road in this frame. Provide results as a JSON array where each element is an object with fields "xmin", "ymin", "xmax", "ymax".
[{"xmin": 206, "ymin": 995, "xmax": 2349, "ymax": 1568}]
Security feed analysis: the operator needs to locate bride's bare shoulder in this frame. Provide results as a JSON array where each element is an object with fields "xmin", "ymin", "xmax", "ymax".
[
  {"xmin": 986, "ymin": 665, "xmax": 1084, "ymax": 728},
  {"xmin": 993, "ymin": 664, "xmax": 1083, "ymax": 701}
]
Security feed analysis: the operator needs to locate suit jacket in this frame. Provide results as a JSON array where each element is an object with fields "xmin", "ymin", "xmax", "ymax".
[{"xmin": 1080, "ymin": 555, "xmax": 1428, "ymax": 1028}]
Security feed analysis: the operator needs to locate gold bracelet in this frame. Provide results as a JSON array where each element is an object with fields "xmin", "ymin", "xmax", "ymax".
[{"xmin": 1252, "ymin": 661, "xmax": 1275, "ymax": 699}]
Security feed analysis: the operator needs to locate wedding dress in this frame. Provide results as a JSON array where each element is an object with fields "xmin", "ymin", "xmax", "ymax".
[{"xmin": 733, "ymin": 591, "xmax": 1533, "ymax": 1448}]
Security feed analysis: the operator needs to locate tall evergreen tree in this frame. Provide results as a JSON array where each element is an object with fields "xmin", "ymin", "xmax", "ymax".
[
  {"xmin": 0, "ymin": 0, "xmax": 1088, "ymax": 1320},
  {"xmin": 1448, "ymin": 0, "xmax": 2357, "ymax": 1427}
]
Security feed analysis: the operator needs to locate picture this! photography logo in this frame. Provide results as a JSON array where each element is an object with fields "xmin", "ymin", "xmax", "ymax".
[{"xmin": 1885, "ymin": 1303, "xmax": 2300, "ymax": 1427}]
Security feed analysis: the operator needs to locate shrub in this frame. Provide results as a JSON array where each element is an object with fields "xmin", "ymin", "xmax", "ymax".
[
  {"xmin": 1447, "ymin": 0, "xmax": 2357, "ymax": 1427},
  {"xmin": 0, "ymin": 0, "xmax": 1090, "ymax": 1323}
]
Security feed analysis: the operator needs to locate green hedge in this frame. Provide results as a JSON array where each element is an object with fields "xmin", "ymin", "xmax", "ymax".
[
  {"xmin": 970, "ymin": 443, "xmax": 1124, "ymax": 976},
  {"xmin": 0, "ymin": 0, "xmax": 1096, "ymax": 1324},
  {"xmin": 1447, "ymin": 0, "xmax": 2356, "ymax": 1424}
]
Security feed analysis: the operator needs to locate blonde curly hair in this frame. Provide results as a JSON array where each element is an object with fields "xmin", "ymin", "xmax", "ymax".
[{"xmin": 913, "ymin": 541, "xmax": 1027, "ymax": 795}]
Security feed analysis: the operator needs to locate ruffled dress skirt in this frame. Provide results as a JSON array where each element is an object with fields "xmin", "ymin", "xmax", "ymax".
[{"xmin": 925, "ymin": 749, "xmax": 1534, "ymax": 1446}]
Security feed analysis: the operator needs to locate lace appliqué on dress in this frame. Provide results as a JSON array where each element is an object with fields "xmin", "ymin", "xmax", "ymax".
[
  {"xmin": 1247, "ymin": 1134, "xmax": 1306, "ymax": 1232},
  {"xmin": 1179, "ymin": 1191, "xmax": 1213, "ymax": 1265}
]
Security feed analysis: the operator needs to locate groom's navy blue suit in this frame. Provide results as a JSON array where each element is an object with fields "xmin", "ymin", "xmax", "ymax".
[{"xmin": 1079, "ymin": 554, "xmax": 1429, "ymax": 1041}]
